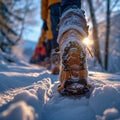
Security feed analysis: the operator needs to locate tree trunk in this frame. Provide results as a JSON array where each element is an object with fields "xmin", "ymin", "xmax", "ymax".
[
  {"xmin": 104, "ymin": 0, "xmax": 110, "ymax": 70},
  {"xmin": 87, "ymin": 0, "xmax": 102, "ymax": 65}
]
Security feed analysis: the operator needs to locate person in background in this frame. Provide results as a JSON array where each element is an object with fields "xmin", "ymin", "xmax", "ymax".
[
  {"xmin": 29, "ymin": 22, "xmax": 48, "ymax": 64},
  {"xmin": 29, "ymin": 1, "xmax": 53, "ymax": 65},
  {"xmin": 48, "ymin": 0, "xmax": 61, "ymax": 74},
  {"xmin": 30, "ymin": 0, "xmax": 61, "ymax": 74}
]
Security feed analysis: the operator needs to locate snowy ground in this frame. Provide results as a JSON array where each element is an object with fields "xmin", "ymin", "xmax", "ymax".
[{"xmin": 0, "ymin": 51, "xmax": 120, "ymax": 120}]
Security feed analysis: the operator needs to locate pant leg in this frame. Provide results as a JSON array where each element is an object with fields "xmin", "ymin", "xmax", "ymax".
[
  {"xmin": 50, "ymin": 3, "xmax": 60, "ymax": 50},
  {"xmin": 45, "ymin": 40, "xmax": 52, "ymax": 58},
  {"xmin": 57, "ymin": 0, "xmax": 88, "ymax": 44},
  {"xmin": 61, "ymin": 0, "xmax": 81, "ymax": 13}
]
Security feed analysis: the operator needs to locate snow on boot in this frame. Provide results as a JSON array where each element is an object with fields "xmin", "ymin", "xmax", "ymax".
[
  {"xmin": 44, "ymin": 58, "xmax": 51, "ymax": 70},
  {"xmin": 51, "ymin": 48, "xmax": 60, "ymax": 74},
  {"xmin": 39, "ymin": 58, "xmax": 51, "ymax": 70},
  {"xmin": 57, "ymin": 8, "xmax": 91, "ymax": 95}
]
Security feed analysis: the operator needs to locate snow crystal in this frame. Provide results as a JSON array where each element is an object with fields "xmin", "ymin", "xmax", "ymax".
[
  {"xmin": 1, "ymin": 50, "xmax": 120, "ymax": 120},
  {"xmin": 103, "ymin": 108, "xmax": 120, "ymax": 119},
  {"xmin": 13, "ymin": 90, "xmax": 40, "ymax": 110},
  {"xmin": 37, "ymin": 78, "xmax": 52, "ymax": 104},
  {"xmin": 57, "ymin": 8, "xmax": 88, "ymax": 43},
  {"xmin": 0, "ymin": 101, "xmax": 37, "ymax": 120},
  {"xmin": 13, "ymin": 90, "xmax": 38, "ymax": 101},
  {"xmin": 89, "ymin": 85, "xmax": 120, "ymax": 115},
  {"xmin": 97, "ymin": 108, "xmax": 120, "ymax": 120}
]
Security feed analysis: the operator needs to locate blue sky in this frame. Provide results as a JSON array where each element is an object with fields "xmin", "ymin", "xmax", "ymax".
[{"xmin": 22, "ymin": 0, "xmax": 42, "ymax": 42}]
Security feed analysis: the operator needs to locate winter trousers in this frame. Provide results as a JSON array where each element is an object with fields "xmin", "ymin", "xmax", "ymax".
[{"xmin": 50, "ymin": 3, "xmax": 60, "ymax": 50}]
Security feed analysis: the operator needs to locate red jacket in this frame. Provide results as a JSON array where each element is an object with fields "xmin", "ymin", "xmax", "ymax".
[{"xmin": 35, "ymin": 45, "xmax": 46, "ymax": 56}]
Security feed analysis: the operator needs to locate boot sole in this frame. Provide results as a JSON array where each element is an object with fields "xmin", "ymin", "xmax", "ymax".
[{"xmin": 58, "ymin": 41, "xmax": 88, "ymax": 94}]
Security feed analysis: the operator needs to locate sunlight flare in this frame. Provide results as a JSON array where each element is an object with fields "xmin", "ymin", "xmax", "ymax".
[{"xmin": 82, "ymin": 37, "xmax": 93, "ymax": 46}]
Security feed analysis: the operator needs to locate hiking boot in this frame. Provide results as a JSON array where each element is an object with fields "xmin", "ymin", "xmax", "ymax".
[{"xmin": 57, "ymin": 8, "xmax": 90, "ymax": 95}]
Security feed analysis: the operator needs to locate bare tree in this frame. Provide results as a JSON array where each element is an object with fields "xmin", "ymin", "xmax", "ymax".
[
  {"xmin": 0, "ymin": 0, "xmax": 25, "ymax": 52},
  {"xmin": 87, "ymin": 0, "xmax": 102, "ymax": 65},
  {"xmin": 104, "ymin": 0, "xmax": 119, "ymax": 70},
  {"xmin": 104, "ymin": 0, "xmax": 110, "ymax": 70},
  {"xmin": 0, "ymin": 0, "xmax": 37, "ymax": 53}
]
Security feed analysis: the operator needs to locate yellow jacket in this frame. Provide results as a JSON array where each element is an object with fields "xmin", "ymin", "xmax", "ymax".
[
  {"xmin": 37, "ymin": 10, "xmax": 53, "ymax": 48},
  {"xmin": 41, "ymin": 0, "xmax": 48, "ymax": 21},
  {"xmin": 37, "ymin": 28, "xmax": 46, "ymax": 48},
  {"xmin": 46, "ymin": 10, "xmax": 53, "ymax": 40},
  {"xmin": 41, "ymin": 0, "xmax": 61, "ymax": 21},
  {"xmin": 48, "ymin": 0, "xmax": 61, "ymax": 7},
  {"xmin": 33, "ymin": 0, "xmax": 61, "ymax": 57}
]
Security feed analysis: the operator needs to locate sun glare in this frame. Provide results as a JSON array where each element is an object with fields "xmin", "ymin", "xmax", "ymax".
[{"xmin": 83, "ymin": 38, "xmax": 93, "ymax": 46}]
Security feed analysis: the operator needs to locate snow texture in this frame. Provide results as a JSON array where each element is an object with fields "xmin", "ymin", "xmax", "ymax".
[
  {"xmin": 0, "ymin": 101, "xmax": 36, "ymax": 120},
  {"xmin": 0, "ymin": 19, "xmax": 120, "ymax": 120},
  {"xmin": 57, "ymin": 8, "xmax": 88, "ymax": 43},
  {"xmin": 0, "ymin": 55, "xmax": 120, "ymax": 120}
]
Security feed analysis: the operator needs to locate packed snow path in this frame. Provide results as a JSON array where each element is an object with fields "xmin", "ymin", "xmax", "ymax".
[{"xmin": 0, "ymin": 62, "xmax": 120, "ymax": 120}]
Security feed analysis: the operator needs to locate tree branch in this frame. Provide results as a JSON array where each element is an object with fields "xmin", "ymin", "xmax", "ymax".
[
  {"xmin": 0, "ymin": 1, "xmax": 23, "ymax": 21},
  {"xmin": 1, "ymin": 30, "xmax": 15, "ymax": 45},
  {"xmin": 111, "ymin": 0, "xmax": 119, "ymax": 11},
  {"xmin": 0, "ymin": 20, "xmax": 18, "ymax": 36}
]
